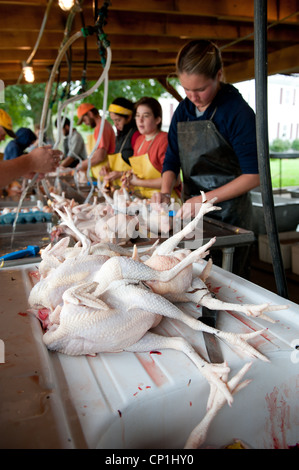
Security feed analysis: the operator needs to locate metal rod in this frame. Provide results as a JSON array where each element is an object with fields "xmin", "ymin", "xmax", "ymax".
[
  {"xmin": 221, "ymin": 247, "xmax": 235, "ymax": 272},
  {"xmin": 254, "ymin": 0, "xmax": 289, "ymax": 298}
]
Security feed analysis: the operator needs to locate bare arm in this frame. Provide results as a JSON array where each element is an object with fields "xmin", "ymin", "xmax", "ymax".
[
  {"xmin": 129, "ymin": 173, "xmax": 162, "ymax": 189},
  {"xmin": 60, "ymin": 156, "xmax": 75, "ymax": 168},
  {"xmin": 77, "ymin": 148, "xmax": 107, "ymax": 171},
  {"xmin": 176, "ymin": 173, "xmax": 260, "ymax": 218},
  {"xmin": 151, "ymin": 170, "xmax": 177, "ymax": 202},
  {"xmin": 0, "ymin": 146, "xmax": 61, "ymax": 188}
]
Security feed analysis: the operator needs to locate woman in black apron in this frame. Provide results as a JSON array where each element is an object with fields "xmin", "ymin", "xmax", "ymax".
[{"xmin": 152, "ymin": 40, "xmax": 260, "ymax": 278}]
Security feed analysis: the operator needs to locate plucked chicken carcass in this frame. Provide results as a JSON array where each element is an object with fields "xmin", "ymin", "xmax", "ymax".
[
  {"xmin": 29, "ymin": 205, "xmax": 156, "ymax": 314},
  {"xmin": 50, "ymin": 188, "xmax": 144, "ymax": 244},
  {"xmin": 28, "ymin": 192, "xmax": 288, "ymax": 448},
  {"xmin": 50, "ymin": 183, "xmax": 179, "ymax": 243},
  {"xmin": 30, "ymin": 192, "xmax": 288, "ymax": 363}
]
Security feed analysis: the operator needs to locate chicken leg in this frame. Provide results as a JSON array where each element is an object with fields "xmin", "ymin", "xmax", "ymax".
[
  {"xmin": 184, "ymin": 362, "xmax": 252, "ymax": 449},
  {"xmin": 152, "ymin": 192, "xmax": 220, "ymax": 256}
]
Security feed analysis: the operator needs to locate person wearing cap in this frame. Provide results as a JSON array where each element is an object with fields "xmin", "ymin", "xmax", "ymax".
[
  {"xmin": 76, "ymin": 103, "xmax": 115, "ymax": 173},
  {"xmin": 4, "ymin": 127, "xmax": 37, "ymax": 160},
  {"xmin": 0, "ymin": 109, "xmax": 61, "ymax": 187},
  {"xmin": 0, "ymin": 108, "xmax": 16, "ymax": 141},
  {"xmin": 96, "ymin": 97, "xmax": 140, "ymax": 187}
]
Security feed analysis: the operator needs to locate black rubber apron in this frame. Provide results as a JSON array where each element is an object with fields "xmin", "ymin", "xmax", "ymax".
[
  {"xmin": 177, "ymin": 111, "xmax": 254, "ymax": 278},
  {"xmin": 177, "ymin": 112, "xmax": 253, "ymax": 229}
]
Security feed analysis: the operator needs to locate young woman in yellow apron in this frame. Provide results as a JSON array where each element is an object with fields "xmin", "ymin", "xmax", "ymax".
[
  {"xmin": 91, "ymin": 98, "xmax": 140, "ymax": 186},
  {"xmin": 123, "ymin": 97, "xmax": 181, "ymax": 201}
]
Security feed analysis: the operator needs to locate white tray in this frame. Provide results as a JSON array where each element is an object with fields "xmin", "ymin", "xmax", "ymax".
[{"xmin": 0, "ymin": 262, "xmax": 299, "ymax": 449}]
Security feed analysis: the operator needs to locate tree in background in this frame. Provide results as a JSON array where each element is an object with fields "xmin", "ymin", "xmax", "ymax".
[
  {"xmin": 2, "ymin": 78, "xmax": 177, "ymax": 133},
  {"xmin": 2, "ymin": 83, "xmax": 47, "ymax": 129}
]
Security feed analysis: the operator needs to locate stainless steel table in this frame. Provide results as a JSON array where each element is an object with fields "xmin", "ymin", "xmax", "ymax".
[
  {"xmin": 0, "ymin": 222, "xmax": 53, "ymax": 267},
  {"xmin": 183, "ymin": 216, "xmax": 255, "ymax": 272},
  {"xmin": 0, "ymin": 213, "xmax": 255, "ymax": 273},
  {"xmin": 133, "ymin": 216, "xmax": 255, "ymax": 273}
]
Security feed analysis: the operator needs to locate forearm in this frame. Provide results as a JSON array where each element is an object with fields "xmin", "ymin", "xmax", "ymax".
[
  {"xmin": 177, "ymin": 173, "xmax": 260, "ymax": 219},
  {"xmin": 133, "ymin": 176, "xmax": 162, "ymax": 189},
  {"xmin": 79, "ymin": 148, "xmax": 107, "ymax": 171},
  {"xmin": 203, "ymin": 173, "xmax": 260, "ymax": 203},
  {"xmin": 160, "ymin": 170, "xmax": 177, "ymax": 194},
  {"xmin": 150, "ymin": 170, "xmax": 177, "ymax": 203},
  {"xmin": 0, "ymin": 146, "xmax": 61, "ymax": 188},
  {"xmin": 61, "ymin": 156, "xmax": 75, "ymax": 167},
  {"xmin": 0, "ymin": 156, "xmax": 32, "ymax": 188}
]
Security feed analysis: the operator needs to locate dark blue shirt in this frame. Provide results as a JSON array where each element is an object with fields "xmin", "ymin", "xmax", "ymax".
[
  {"xmin": 163, "ymin": 83, "xmax": 259, "ymax": 177},
  {"xmin": 4, "ymin": 127, "xmax": 37, "ymax": 160}
]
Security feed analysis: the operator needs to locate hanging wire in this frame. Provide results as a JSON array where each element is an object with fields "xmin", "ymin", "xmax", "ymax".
[
  {"xmin": 44, "ymin": 9, "xmax": 112, "ymax": 152},
  {"xmin": 41, "ymin": 0, "xmax": 84, "ymax": 143},
  {"xmin": 16, "ymin": 0, "xmax": 54, "ymax": 84},
  {"xmin": 34, "ymin": 0, "xmax": 112, "ymax": 204},
  {"xmin": 78, "ymin": 9, "xmax": 88, "ymax": 94}
]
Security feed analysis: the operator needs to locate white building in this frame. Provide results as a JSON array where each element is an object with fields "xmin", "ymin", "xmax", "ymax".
[
  {"xmin": 160, "ymin": 74, "xmax": 299, "ymax": 145},
  {"xmin": 235, "ymin": 74, "xmax": 299, "ymax": 143}
]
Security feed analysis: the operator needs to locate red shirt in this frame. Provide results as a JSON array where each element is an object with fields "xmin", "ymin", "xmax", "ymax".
[
  {"xmin": 94, "ymin": 118, "xmax": 115, "ymax": 153},
  {"xmin": 133, "ymin": 131, "xmax": 168, "ymax": 173}
]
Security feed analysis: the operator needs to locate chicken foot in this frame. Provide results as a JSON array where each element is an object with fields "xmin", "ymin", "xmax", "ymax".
[
  {"xmin": 124, "ymin": 332, "xmax": 232, "ymax": 406},
  {"xmin": 55, "ymin": 206, "xmax": 91, "ymax": 255},
  {"xmin": 160, "ymin": 287, "xmax": 270, "ymax": 362},
  {"xmin": 152, "ymin": 192, "xmax": 220, "ymax": 256},
  {"xmin": 184, "ymin": 362, "xmax": 252, "ymax": 449},
  {"xmin": 191, "ymin": 259, "xmax": 289, "ymax": 322}
]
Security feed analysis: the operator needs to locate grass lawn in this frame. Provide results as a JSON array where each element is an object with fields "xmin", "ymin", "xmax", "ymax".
[{"xmin": 270, "ymin": 157, "xmax": 299, "ymax": 188}]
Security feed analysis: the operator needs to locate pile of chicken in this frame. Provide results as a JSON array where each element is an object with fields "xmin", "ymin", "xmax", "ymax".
[
  {"xmin": 28, "ymin": 192, "xmax": 288, "ymax": 449},
  {"xmin": 49, "ymin": 184, "xmax": 176, "ymax": 244}
]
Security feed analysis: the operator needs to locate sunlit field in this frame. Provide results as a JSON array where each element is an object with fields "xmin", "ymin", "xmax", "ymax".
[{"xmin": 270, "ymin": 157, "xmax": 299, "ymax": 188}]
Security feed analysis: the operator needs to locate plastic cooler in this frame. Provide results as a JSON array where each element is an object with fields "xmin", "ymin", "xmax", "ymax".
[{"xmin": 0, "ymin": 262, "xmax": 299, "ymax": 449}]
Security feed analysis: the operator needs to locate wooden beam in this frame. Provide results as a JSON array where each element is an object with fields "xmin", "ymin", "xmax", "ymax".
[
  {"xmin": 158, "ymin": 78, "xmax": 183, "ymax": 102},
  {"xmin": 3, "ymin": 0, "xmax": 297, "ymax": 24},
  {"xmin": 1, "ymin": 5, "xmax": 298, "ymax": 43},
  {"xmin": 225, "ymin": 43, "xmax": 299, "ymax": 83},
  {"xmin": 3, "ymin": 44, "xmax": 299, "ymax": 86},
  {"xmin": 0, "ymin": 0, "xmax": 297, "ymax": 86}
]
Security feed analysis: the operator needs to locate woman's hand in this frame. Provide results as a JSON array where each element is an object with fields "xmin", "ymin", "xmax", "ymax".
[
  {"xmin": 121, "ymin": 170, "xmax": 133, "ymax": 188},
  {"xmin": 126, "ymin": 172, "xmax": 140, "ymax": 186},
  {"xmin": 175, "ymin": 195, "xmax": 203, "ymax": 219},
  {"xmin": 76, "ymin": 160, "xmax": 87, "ymax": 172},
  {"xmin": 151, "ymin": 192, "xmax": 171, "ymax": 204},
  {"xmin": 99, "ymin": 165, "xmax": 110, "ymax": 177},
  {"xmin": 103, "ymin": 170, "xmax": 123, "ymax": 183}
]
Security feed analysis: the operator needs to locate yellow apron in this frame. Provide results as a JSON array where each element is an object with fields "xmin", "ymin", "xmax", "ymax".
[
  {"xmin": 129, "ymin": 153, "xmax": 179, "ymax": 200},
  {"xmin": 90, "ymin": 159, "xmax": 109, "ymax": 180},
  {"xmin": 86, "ymin": 133, "xmax": 109, "ymax": 180},
  {"xmin": 92, "ymin": 153, "xmax": 131, "ymax": 184},
  {"xmin": 106, "ymin": 152, "xmax": 132, "ymax": 187},
  {"xmin": 91, "ymin": 130, "xmax": 133, "ymax": 183}
]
